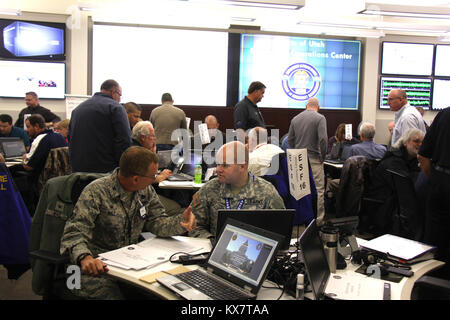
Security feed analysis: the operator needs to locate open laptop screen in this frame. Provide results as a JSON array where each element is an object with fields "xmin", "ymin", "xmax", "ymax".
[
  {"xmin": 208, "ymin": 222, "xmax": 279, "ymax": 287},
  {"xmin": 299, "ymin": 219, "xmax": 330, "ymax": 300},
  {"xmin": 1, "ymin": 139, "xmax": 26, "ymax": 158}
]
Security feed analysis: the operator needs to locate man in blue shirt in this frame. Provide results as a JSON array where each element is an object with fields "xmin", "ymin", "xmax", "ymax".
[
  {"xmin": 0, "ymin": 114, "xmax": 31, "ymax": 151},
  {"xmin": 68, "ymin": 79, "xmax": 132, "ymax": 173},
  {"xmin": 347, "ymin": 121, "xmax": 386, "ymax": 160}
]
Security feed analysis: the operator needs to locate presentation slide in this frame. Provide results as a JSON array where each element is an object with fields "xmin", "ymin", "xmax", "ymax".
[
  {"xmin": 434, "ymin": 45, "xmax": 450, "ymax": 77},
  {"xmin": 432, "ymin": 79, "xmax": 450, "ymax": 110},
  {"xmin": 239, "ymin": 34, "xmax": 361, "ymax": 110},
  {"xmin": 92, "ymin": 24, "xmax": 228, "ymax": 106},
  {"xmin": 379, "ymin": 76, "xmax": 431, "ymax": 110},
  {"xmin": 0, "ymin": 60, "xmax": 65, "ymax": 99},
  {"xmin": 381, "ymin": 42, "xmax": 434, "ymax": 76}
]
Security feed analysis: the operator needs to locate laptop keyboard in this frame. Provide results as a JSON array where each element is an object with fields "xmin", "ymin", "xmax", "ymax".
[
  {"xmin": 168, "ymin": 172, "xmax": 194, "ymax": 181},
  {"xmin": 175, "ymin": 269, "xmax": 252, "ymax": 300}
]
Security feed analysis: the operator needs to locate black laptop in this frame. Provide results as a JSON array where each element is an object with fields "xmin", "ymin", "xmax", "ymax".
[
  {"xmin": 216, "ymin": 209, "xmax": 295, "ymax": 251},
  {"xmin": 167, "ymin": 151, "xmax": 203, "ymax": 181},
  {"xmin": 157, "ymin": 219, "xmax": 283, "ymax": 300}
]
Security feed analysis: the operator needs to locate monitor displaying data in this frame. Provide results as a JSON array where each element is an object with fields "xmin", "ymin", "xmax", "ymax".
[
  {"xmin": 239, "ymin": 33, "xmax": 361, "ymax": 110},
  {"xmin": 434, "ymin": 45, "xmax": 450, "ymax": 77},
  {"xmin": 432, "ymin": 79, "xmax": 450, "ymax": 110},
  {"xmin": 0, "ymin": 60, "xmax": 65, "ymax": 99},
  {"xmin": 381, "ymin": 42, "xmax": 434, "ymax": 76},
  {"xmin": 379, "ymin": 76, "xmax": 431, "ymax": 110}
]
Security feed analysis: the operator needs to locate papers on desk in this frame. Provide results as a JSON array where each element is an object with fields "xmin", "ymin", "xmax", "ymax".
[
  {"xmin": 360, "ymin": 234, "xmax": 436, "ymax": 264},
  {"xmin": 99, "ymin": 236, "xmax": 205, "ymax": 270}
]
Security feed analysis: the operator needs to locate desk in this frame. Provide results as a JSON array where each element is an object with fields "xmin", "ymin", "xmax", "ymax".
[
  {"xmin": 159, "ymin": 180, "xmax": 204, "ymax": 190},
  {"xmin": 105, "ymin": 236, "xmax": 444, "ymax": 300}
]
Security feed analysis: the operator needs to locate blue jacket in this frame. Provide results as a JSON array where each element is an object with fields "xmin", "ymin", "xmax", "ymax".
[{"xmin": 68, "ymin": 92, "xmax": 132, "ymax": 173}]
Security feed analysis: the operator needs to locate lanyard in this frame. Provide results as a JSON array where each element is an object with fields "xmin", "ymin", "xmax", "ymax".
[{"xmin": 224, "ymin": 198, "xmax": 245, "ymax": 210}]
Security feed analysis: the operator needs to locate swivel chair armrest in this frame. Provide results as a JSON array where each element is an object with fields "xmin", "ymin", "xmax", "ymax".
[
  {"xmin": 29, "ymin": 250, "xmax": 70, "ymax": 265},
  {"xmin": 411, "ymin": 275, "xmax": 450, "ymax": 300},
  {"xmin": 415, "ymin": 275, "xmax": 450, "ymax": 291}
]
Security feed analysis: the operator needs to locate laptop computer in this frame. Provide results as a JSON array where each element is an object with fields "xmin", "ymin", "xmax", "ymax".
[
  {"xmin": 0, "ymin": 137, "xmax": 26, "ymax": 161},
  {"xmin": 216, "ymin": 209, "xmax": 295, "ymax": 251},
  {"xmin": 157, "ymin": 150, "xmax": 175, "ymax": 170},
  {"xmin": 157, "ymin": 219, "xmax": 283, "ymax": 300},
  {"xmin": 325, "ymin": 142, "xmax": 352, "ymax": 164},
  {"xmin": 299, "ymin": 219, "xmax": 384, "ymax": 300}
]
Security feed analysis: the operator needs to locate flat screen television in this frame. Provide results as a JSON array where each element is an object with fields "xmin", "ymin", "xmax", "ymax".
[
  {"xmin": 381, "ymin": 42, "xmax": 434, "ymax": 76},
  {"xmin": 0, "ymin": 19, "xmax": 65, "ymax": 60},
  {"xmin": 239, "ymin": 34, "xmax": 361, "ymax": 110},
  {"xmin": 434, "ymin": 44, "xmax": 450, "ymax": 77},
  {"xmin": 92, "ymin": 24, "xmax": 228, "ymax": 105},
  {"xmin": 379, "ymin": 76, "xmax": 431, "ymax": 110},
  {"xmin": 432, "ymin": 79, "xmax": 450, "ymax": 110},
  {"xmin": 0, "ymin": 60, "xmax": 65, "ymax": 99}
]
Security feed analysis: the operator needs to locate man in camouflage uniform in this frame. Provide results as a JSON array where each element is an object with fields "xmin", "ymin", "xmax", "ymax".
[
  {"xmin": 189, "ymin": 141, "xmax": 285, "ymax": 239},
  {"xmin": 60, "ymin": 146, "xmax": 196, "ymax": 299}
]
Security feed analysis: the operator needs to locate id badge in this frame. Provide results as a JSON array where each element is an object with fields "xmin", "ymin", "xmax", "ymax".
[{"xmin": 139, "ymin": 206, "xmax": 147, "ymax": 219}]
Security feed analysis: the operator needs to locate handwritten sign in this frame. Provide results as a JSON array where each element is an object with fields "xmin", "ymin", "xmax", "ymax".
[
  {"xmin": 65, "ymin": 94, "xmax": 90, "ymax": 119},
  {"xmin": 287, "ymin": 149, "xmax": 310, "ymax": 201}
]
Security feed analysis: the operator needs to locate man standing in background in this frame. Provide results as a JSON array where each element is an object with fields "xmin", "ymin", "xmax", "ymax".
[
  {"xmin": 150, "ymin": 93, "xmax": 187, "ymax": 152},
  {"xmin": 388, "ymin": 89, "xmax": 426, "ymax": 146},
  {"xmin": 15, "ymin": 92, "xmax": 61, "ymax": 129},
  {"xmin": 288, "ymin": 97, "xmax": 327, "ymax": 225},
  {"xmin": 68, "ymin": 79, "xmax": 131, "ymax": 173}
]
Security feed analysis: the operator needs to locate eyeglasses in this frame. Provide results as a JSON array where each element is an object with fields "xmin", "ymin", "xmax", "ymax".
[
  {"xmin": 133, "ymin": 173, "xmax": 157, "ymax": 179},
  {"xmin": 387, "ymin": 97, "xmax": 401, "ymax": 101}
]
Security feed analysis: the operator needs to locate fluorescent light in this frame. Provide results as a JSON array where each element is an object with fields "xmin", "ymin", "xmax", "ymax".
[
  {"xmin": 0, "ymin": 8, "xmax": 21, "ymax": 16},
  {"xmin": 297, "ymin": 21, "xmax": 375, "ymax": 30},
  {"xmin": 375, "ymin": 26, "xmax": 448, "ymax": 34},
  {"xmin": 361, "ymin": 9, "xmax": 450, "ymax": 19}
]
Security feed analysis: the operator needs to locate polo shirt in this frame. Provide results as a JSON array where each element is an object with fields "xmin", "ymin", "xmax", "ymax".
[
  {"xmin": 14, "ymin": 105, "xmax": 61, "ymax": 129},
  {"xmin": 234, "ymin": 97, "xmax": 265, "ymax": 131}
]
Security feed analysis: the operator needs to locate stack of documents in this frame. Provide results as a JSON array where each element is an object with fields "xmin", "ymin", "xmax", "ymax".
[
  {"xmin": 99, "ymin": 236, "xmax": 205, "ymax": 270},
  {"xmin": 360, "ymin": 234, "xmax": 436, "ymax": 265}
]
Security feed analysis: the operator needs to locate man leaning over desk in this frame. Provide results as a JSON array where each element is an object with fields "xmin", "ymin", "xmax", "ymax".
[
  {"xmin": 189, "ymin": 141, "xmax": 285, "ymax": 239},
  {"xmin": 60, "ymin": 146, "xmax": 196, "ymax": 300}
]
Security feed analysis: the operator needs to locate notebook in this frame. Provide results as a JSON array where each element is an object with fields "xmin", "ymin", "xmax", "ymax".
[
  {"xmin": 157, "ymin": 219, "xmax": 283, "ymax": 300},
  {"xmin": 167, "ymin": 151, "xmax": 206, "ymax": 182},
  {"xmin": 0, "ymin": 138, "xmax": 26, "ymax": 160},
  {"xmin": 216, "ymin": 209, "xmax": 295, "ymax": 251},
  {"xmin": 299, "ymin": 219, "xmax": 384, "ymax": 300}
]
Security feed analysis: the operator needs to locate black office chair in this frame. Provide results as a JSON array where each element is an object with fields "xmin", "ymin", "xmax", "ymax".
[
  {"xmin": 29, "ymin": 172, "xmax": 105, "ymax": 299},
  {"xmin": 386, "ymin": 169, "xmax": 422, "ymax": 241},
  {"xmin": 411, "ymin": 275, "xmax": 450, "ymax": 300}
]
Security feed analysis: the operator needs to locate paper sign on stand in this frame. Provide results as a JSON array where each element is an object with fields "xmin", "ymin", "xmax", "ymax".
[
  {"xmin": 198, "ymin": 123, "xmax": 211, "ymax": 144},
  {"xmin": 287, "ymin": 149, "xmax": 310, "ymax": 201},
  {"xmin": 345, "ymin": 124, "xmax": 352, "ymax": 140}
]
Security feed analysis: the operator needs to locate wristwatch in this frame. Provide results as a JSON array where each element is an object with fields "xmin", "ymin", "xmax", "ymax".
[{"xmin": 77, "ymin": 253, "xmax": 91, "ymax": 266}]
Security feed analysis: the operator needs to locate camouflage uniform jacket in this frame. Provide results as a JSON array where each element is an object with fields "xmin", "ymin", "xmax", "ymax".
[
  {"xmin": 190, "ymin": 174, "xmax": 285, "ymax": 238},
  {"xmin": 60, "ymin": 168, "xmax": 186, "ymax": 265}
]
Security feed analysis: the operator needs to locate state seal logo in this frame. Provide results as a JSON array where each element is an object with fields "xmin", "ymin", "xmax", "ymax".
[{"xmin": 282, "ymin": 63, "xmax": 321, "ymax": 101}]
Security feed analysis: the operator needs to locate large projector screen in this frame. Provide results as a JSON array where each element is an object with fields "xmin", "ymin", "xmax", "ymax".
[
  {"xmin": 92, "ymin": 24, "xmax": 228, "ymax": 106},
  {"xmin": 239, "ymin": 34, "xmax": 361, "ymax": 110}
]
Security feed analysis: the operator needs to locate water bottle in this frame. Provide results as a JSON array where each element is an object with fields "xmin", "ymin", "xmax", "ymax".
[
  {"xmin": 194, "ymin": 164, "xmax": 202, "ymax": 184},
  {"xmin": 296, "ymin": 273, "xmax": 305, "ymax": 300},
  {"xmin": 320, "ymin": 226, "xmax": 339, "ymax": 273}
]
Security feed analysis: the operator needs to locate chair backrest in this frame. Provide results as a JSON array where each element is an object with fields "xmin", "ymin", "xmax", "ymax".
[
  {"xmin": 29, "ymin": 172, "xmax": 105, "ymax": 296},
  {"xmin": 37, "ymin": 146, "xmax": 71, "ymax": 193},
  {"xmin": 335, "ymin": 156, "xmax": 377, "ymax": 217},
  {"xmin": 386, "ymin": 169, "xmax": 421, "ymax": 240}
]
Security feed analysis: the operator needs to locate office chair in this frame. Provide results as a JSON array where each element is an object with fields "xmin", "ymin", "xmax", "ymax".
[
  {"xmin": 386, "ymin": 169, "xmax": 421, "ymax": 241},
  {"xmin": 411, "ymin": 275, "xmax": 450, "ymax": 300},
  {"xmin": 37, "ymin": 146, "xmax": 71, "ymax": 193},
  {"xmin": 29, "ymin": 172, "xmax": 105, "ymax": 299}
]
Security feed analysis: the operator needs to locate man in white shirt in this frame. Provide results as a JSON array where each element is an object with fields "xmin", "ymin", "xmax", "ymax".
[
  {"xmin": 247, "ymin": 127, "xmax": 284, "ymax": 176},
  {"xmin": 388, "ymin": 89, "xmax": 426, "ymax": 146}
]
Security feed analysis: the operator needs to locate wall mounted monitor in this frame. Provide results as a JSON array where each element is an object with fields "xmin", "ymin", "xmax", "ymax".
[
  {"xmin": 0, "ymin": 19, "xmax": 65, "ymax": 61},
  {"xmin": 0, "ymin": 60, "xmax": 65, "ymax": 99},
  {"xmin": 239, "ymin": 34, "xmax": 361, "ymax": 110},
  {"xmin": 434, "ymin": 45, "xmax": 450, "ymax": 77},
  {"xmin": 381, "ymin": 42, "xmax": 434, "ymax": 76},
  {"xmin": 379, "ymin": 76, "xmax": 431, "ymax": 110},
  {"xmin": 432, "ymin": 79, "xmax": 450, "ymax": 110},
  {"xmin": 92, "ymin": 24, "xmax": 228, "ymax": 105}
]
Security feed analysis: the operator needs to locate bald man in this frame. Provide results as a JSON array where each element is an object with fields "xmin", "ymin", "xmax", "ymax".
[
  {"xmin": 189, "ymin": 141, "xmax": 285, "ymax": 238},
  {"xmin": 388, "ymin": 89, "xmax": 426, "ymax": 146},
  {"xmin": 288, "ymin": 97, "xmax": 327, "ymax": 225}
]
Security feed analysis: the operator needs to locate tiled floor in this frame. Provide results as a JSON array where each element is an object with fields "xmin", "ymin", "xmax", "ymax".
[{"xmin": 0, "ymin": 265, "xmax": 42, "ymax": 300}]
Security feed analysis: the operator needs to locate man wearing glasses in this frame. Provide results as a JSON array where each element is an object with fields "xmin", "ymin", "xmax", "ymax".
[
  {"xmin": 60, "ymin": 146, "xmax": 196, "ymax": 299},
  {"xmin": 388, "ymin": 89, "xmax": 426, "ymax": 146},
  {"xmin": 189, "ymin": 141, "xmax": 285, "ymax": 239},
  {"xmin": 68, "ymin": 79, "xmax": 132, "ymax": 173}
]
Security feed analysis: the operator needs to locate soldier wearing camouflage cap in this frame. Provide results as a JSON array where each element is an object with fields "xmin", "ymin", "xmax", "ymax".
[
  {"xmin": 60, "ymin": 146, "xmax": 196, "ymax": 299},
  {"xmin": 189, "ymin": 141, "xmax": 285, "ymax": 239}
]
